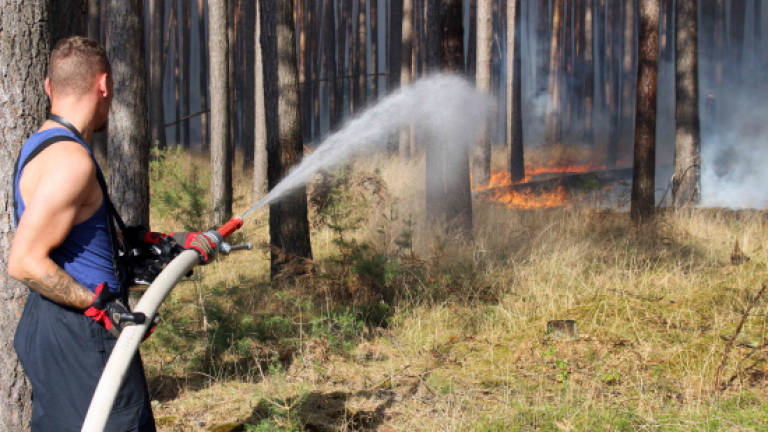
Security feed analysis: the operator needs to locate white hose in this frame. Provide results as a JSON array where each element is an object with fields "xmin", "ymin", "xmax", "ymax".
[{"xmin": 81, "ymin": 250, "xmax": 200, "ymax": 432}]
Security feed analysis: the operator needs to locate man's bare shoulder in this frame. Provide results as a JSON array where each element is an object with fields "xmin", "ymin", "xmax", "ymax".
[{"xmin": 21, "ymin": 140, "xmax": 96, "ymax": 198}]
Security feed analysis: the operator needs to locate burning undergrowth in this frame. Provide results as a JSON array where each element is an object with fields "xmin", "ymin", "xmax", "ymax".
[{"xmin": 472, "ymin": 145, "xmax": 633, "ymax": 210}]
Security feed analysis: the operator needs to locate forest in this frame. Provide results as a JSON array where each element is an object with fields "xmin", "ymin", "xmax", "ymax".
[{"xmin": 1, "ymin": 0, "xmax": 768, "ymax": 431}]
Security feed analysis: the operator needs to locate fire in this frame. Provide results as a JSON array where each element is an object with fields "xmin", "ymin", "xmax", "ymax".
[
  {"xmin": 473, "ymin": 161, "xmax": 607, "ymax": 209},
  {"xmin": 483, "ymin": 185, "xmax": 569, "ymax": 210}
]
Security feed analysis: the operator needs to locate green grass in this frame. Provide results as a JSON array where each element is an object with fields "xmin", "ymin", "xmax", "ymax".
[{"xmin": 141, "ymin": 150, "xmax": 768, "ymax": 431}]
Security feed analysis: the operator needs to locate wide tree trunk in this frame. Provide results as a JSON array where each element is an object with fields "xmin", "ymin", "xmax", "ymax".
[
  {"xmin": 672, "ymin": 0, "xmax": 700, "ymax": 207},
  {"xmin": 630, "ymin": 0, "xmax": 659, "ymax": 224},
  {"xmin": 507, "ymin": 0, "xmax": 524, "ymax": 181},
  {"xmin": 473, "ymin": 0, "xmax": 492, "ymax": 186},
  {"xmin": 544, "ymin": 0, "xmax": 564, "ymax": 146},
  {"xmin": 107, "ymin": 0, "xmax": 149, "ymax": 227},
  {"xmin": 198, "ymin": 0, "xmax": 210, "ymax": 152},
  {"xmin": 260, "ymin": 0, "xmax": 313, "ymax": 279},
  {"xmin": 399, "ymin": 0, "xmax": 414, "ymax": 158},
  {"xmin": 148, "ymin": 0, "xmax": 165, "ymax": 149},
  {"xmin": 0, "ymin": 2, "xmax": 50, "ymax": 427},
  {"xmin": 209, "ymin": 0, "xmax": 232, "ymax": 226},
  {"xmin": 242, "ymin": 0, "xmax": 256, "ymax": 172},
  {"xmin": 425, "ymin": 0, "xmax": 472, "ymax": 233}
]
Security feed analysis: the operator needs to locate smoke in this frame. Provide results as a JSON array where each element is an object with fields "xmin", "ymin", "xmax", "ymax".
[{"xmin": 242, "ymin": 74, "xmax": 494, "ymax": 217}]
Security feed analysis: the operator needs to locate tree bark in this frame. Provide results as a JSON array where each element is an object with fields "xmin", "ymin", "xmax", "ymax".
[
  {"xmin": 544, "ymin": 0, "xmax": 564, "ymax": 146},
  {"xmin": 242, "ymin": 0, "xmax": 256, "ymax": 172},
  {"xmin": 355, "ymin": 0, "xmax": 367, "ymax": 111},
  {"xmin": 50, "ymin": 0, "xmax": 87, "ymax": 45},
  {"xmin": 672, "ymin": 0, "xmax": 700, "ymax": 207},
  {"xmin": 198, "ymin": 0, "xmax": 210, "ymax": 152},
  {"xmin": 254, "ymin": 0, "xmax": 268, "ymax": 200},
  {"xmin": 149, "ymin": 0, "xmax": 165, "ymax": 150},
  {"xmin": 260, "ymin": 0, "xmax": 313, "ymax": 279},
  {"xmin": 371, "ymin": 0, "xmax": 379, "ymax": 100},
  {"xmin": 399, "ymin": 0, "xmax": 414, "ymax": 158},
  {"xmin": 507, "ymin": 0, "xmax": 524, "ymax": 182},
  {"xmin": 474, "ymin": 0, "xmax": 492, "ymax": 186},
  {"xmin": 0, "ymin": 2, "xmax": 50, "ymax": 427},
  {"xmin": 326, "ymin": 0, "xmax": 341, "ymax": 130},
  {"xmin": 209, "ymin": 0, "xmax": 232, "ymax": 226},
  {"xmin": 227, "ymin": 0, "xmax": 240, "ymax": 165},
  {"xmin": 630, "ymin": 0, "xmax": 659, "ymax": 224},
  {"xmin": 181, "ymin": 0, "xmax": 192, "ymax": 149},
  {"xmin": 583, "ymin": 0, "xmax": 595, "ymax": 144},
  {"xmin": 425, "ymin": 0, "xmax": 472, "ymax": 233},
  {"xmin": 107, "ymin": 0, "xmax": 149, "ymax": 227},
  {"xmin": 467, "ymin": 0, "xmax": 477, "ymax": 77},
  {"xmin": 87, "ymin": 0, "xmax": 100, "ymax": 40}
]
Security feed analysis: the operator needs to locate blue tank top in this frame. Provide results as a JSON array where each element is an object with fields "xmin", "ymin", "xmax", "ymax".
[{"xmin": 13, "ymin": 127, "xmax": 120, "ymax": 294}]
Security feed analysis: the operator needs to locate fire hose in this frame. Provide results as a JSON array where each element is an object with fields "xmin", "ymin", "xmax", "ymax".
[{"xmin": 81, "ymin": 217, "xmax": 244, "ymax": 432}]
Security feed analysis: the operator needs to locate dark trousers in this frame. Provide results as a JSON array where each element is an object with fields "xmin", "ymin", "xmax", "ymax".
[{"xmin": 14, "ymin": 292, "xmax": 155, "ymax": 432}]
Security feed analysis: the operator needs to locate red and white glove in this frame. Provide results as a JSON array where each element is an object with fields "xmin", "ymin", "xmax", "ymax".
[
  {"xmin": 84, "ymin": 283, "xmax": 145, "ymax": 337},
  {"xmin": 171, "ymin": 231, "xmax": 221, "ymax": 264}
]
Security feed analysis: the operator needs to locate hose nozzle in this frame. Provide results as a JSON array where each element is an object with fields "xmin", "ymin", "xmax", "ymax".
[{"xmin": 216, "ymin": 217, "xmax": 243, "ymax": 239}]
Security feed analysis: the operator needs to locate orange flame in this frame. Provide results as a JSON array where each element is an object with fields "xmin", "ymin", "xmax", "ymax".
[{"xmin": 473, "ymin": 162, "xmax": 608, "ymax": 209}]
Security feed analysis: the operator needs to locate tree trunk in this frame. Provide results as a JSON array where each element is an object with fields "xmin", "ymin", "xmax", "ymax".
[
  {"xmin": 107, "ymin": 0, "xmax": 149, "ymax": 227},
  {"xmin": 198, "ymin": 0, "xmax": 210, "ymax": 152},
  {"xmin": 672, "ymin": 0, "xmax": 700, "ymax": 207},
  {"xmin": 536, "ymin": 0, "xmax": 551, "ymax": 99},
  {"xmin": 544, "ymin": 0, "xmax": 564, "ymax": 146},
  {"xmin": 181, "ymin": 0, "xmax": 191, "ymax": 149},
  {"xmin": 149, "ymin": 0, "xmax": 165, "ymax": 149},
  {"xmin": 254, "ymin": 0, "xmax": 268, "ymax": 200},
  {"xmin": 467, "ymin": 0, "xmax": 477, "ymax": 77},
  {"xmin": 389, "ymin": 0, "xmax": 403, "ymax": 93},
  {"xmin": 355, "ymin": 0, "xmax": 367, "ymax": 111},
  {"xmin": 242, "ymin": 0, "xmax": 256, "ymax": 172},
  {"xmin": 425, "ymin": 0, "xmax": 440, "ymax": 71},
  {"xmin": 399, "ymin": 0, "xmax": 414, "ymax": 158},
  {"xmin": 605, "ymin": 0, "xmax": 621, "ymax": 166},
  {"xmin": 630, "ymin": 0, "xmax": 659, "ymax": 224},
  {"xmin": 425, "ymin": 0, "xmax": 472, "ymax": 233},
  {"xmin": 507, "ymin": 0, "xmax": 524, "ymax": 181},
  {"xmin": 583, "ymin": 0, "xmax": 595, "ymax": 144},
  {"xmin": 227, "ymin": 0, "xmax": 239, "ymax": 165},
  {"xmin": 311, "ymin": 1, "xmax": 321, "ymax": 138},
  {"xmin": 88, "ymin": 0, "xmax": 100, "ymax": 40},
  {"xmin": 371, "ymin": 0, "xmax": 379, "ymax": 100},
  {"xmin": 173, "ymin": 6, "xmax": 181, "ymax": 146},
  {"xmin": 260, "ymin": 0, "xmax": 313, "ymax": 279},
  {"xmin": 326, "ymin": 0, "xmax": 341, "ymax": 130},
  {"xmin": 209, "ymin": 0, "xmax": 232, "ymax": 226},
  {"xmin": 621, "ymin": 0, "xmax": 636, "ymax": 135},
  {"xmin": 50, "ymin": 0, "xmax": 87, "ymax": 45},
  {"xmin": 0, "ymin": 2, "xmax": 50, "ymax": 427},
  {"xmin": 474, "ymin": 0, "xmax": 492, "ymax": 186}
]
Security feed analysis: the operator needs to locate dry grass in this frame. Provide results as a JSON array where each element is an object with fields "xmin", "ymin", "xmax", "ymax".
[{"xmin": 142, "ymin": 149, "xmax": 768, "ymax": 431}]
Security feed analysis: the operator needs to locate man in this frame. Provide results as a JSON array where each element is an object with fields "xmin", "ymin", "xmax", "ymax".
[{"xmin": 7, "ymin": 36, "xmax": 215, "ymax": 431}]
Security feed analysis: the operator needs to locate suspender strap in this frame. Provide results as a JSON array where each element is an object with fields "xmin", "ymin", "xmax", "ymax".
[{"xmin": 12, "ymin": 132, "xmax": 128, "ymax": 293}]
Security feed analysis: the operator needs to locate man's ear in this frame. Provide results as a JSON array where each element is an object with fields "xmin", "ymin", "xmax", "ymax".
[
  {"xmin": 97, "ymin": 73, "xmax": 111, "ymax": 98},
  {"xmin": 44, "ymin": 77, "xmax": 52, "ymax": 98}
]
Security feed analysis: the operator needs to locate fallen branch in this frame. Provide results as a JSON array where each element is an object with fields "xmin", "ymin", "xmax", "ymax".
[{"xmin": 714, "ymin": 284, "xmax": 767, "ymax": 392}]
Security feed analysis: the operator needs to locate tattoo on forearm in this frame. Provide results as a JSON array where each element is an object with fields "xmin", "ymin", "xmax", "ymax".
[{"xmin": 21, "ymin": 267, "xmax": 93, "ymax": 309}]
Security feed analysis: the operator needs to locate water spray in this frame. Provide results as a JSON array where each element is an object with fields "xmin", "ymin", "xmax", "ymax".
[{"xmin": 82, "ymin": 74, "xmax": 493, "ymax": 431}]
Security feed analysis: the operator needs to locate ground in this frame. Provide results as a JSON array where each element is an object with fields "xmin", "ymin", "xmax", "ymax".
[{"xmin": 140, "ymin": 149, "xmax": 768, "ymax": 431}]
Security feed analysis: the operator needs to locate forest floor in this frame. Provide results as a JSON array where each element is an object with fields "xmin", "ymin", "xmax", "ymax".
[{"xmin": 139, "ymin": 149, "xmax": 768, "ymax": 431}]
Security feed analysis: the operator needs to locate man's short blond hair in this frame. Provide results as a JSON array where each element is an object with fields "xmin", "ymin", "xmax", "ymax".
[{"xmin": 48, "ymin": 36, "xmax": 111, "ymax": 97}]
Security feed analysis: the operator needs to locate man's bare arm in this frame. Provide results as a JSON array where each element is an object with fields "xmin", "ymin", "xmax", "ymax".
[
  {"xmin": 18, "ymin": 265, "xmax": 93, "ymax": 309},
  {"xmin": 8, "ymin": 141, "xmax": 99, "ymax": 309}
]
